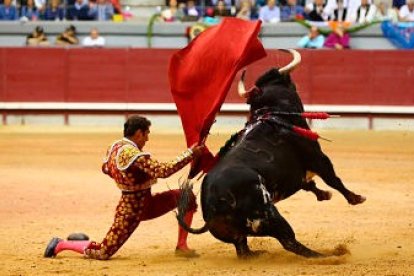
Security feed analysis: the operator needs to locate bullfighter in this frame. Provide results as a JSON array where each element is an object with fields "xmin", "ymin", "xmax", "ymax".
[{"xmin": 44, "ymin": 115, "xmax": 204, "ymax": 259}]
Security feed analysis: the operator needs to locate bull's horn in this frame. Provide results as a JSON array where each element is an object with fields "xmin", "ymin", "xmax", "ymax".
[
  {"xmin": 238, "ymin": 69, "xmax": 249, "ymax": 98},
  {"xmin": 278, "ymin": 49, "xmax": 301, "ymax": 75}
]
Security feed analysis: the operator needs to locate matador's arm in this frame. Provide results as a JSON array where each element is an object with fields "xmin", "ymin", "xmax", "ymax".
[{"xmin": 129, "ymin": 148, "xmax": 194, "ymax": 179}]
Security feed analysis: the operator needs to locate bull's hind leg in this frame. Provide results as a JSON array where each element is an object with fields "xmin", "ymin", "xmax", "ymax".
[
  {"xmin": 302, "ymin": 180, "xmax": 332, "ymax": 201},
  {"xmin": 264, "ymin": 205, "xmax": 323, "ymax": 258},
  {"xmin": 310, "ymin": 154, "xmax": 366, "ymax": 205}
]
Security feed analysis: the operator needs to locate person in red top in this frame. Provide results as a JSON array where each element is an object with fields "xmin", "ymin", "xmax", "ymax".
[{"xmin": 44, "ymin": 115, "xmax": 205, "ymax": 259}]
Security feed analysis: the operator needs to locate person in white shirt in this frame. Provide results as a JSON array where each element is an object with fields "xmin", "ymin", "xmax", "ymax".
[
  {"xmin": 346, "ymin": 0, "xmax": 360, "ymax": 17},
  {"xmin": 374, "ymin": 0, "xmax": 398, "ymax": 22},
  {"xmin": 82, "ymin": 27, "xmax": 106, "ymax": 47},
  {"xmin": 34, "ymin": 0, "xmax": 46, "ymax": 9},
  {"xmin": 328, "ymin": 0, "xmax": 351, "ymax": 22},
  {"xmin": 399, "ymin": 0, "xmax": 414, "ymax": 22},
  {"xmin": 305, "ymin": 0, "xmax": 331, "ymax": 21},
  {"xmin": 349, "ymin": 0, "xmax": 376, "ymax": 23},
  {"xmin": 259, "ymin": 0, "xmax": 281, "ymax": 23}
]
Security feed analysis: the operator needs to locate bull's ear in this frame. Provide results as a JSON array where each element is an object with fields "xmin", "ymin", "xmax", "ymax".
[{"xmin": 278, "ymin": 49, "xmax": 301, "ymax": 75}]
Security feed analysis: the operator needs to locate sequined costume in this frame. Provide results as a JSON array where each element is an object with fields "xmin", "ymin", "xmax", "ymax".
[{"xmin": 83, "ymin": 137, "xmax": 197, "ymax": 260}]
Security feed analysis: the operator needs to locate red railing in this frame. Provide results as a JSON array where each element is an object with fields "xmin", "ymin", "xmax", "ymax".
[{"xmin": 1, "ymin": 48, "xmax": 413, "ymax": 107}]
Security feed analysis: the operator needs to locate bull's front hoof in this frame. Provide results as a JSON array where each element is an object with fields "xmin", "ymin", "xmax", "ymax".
[
  {"xmin": 309, "ymin": 251, "xmax": 325, "ymax": 258},
  {"xmin": 316, "ymin": 190, "xmax": 332, "ymax": 201},
  {"xmin": 347, "ymin": 194, "xmax": 366, "ymax": 205},
  {"xmin": 44, "ymin": 237, "xmax": 62, "ymax": 258}
]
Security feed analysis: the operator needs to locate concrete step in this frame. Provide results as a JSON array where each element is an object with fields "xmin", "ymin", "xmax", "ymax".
[
  {"xmin": 121, "ymin": 0, "xmax": 165, "ymax": 22},
  {"xmin": 121, "ymin": 0, "xmax": 164, "ymax": 6},
  {"xmin": 123, "ymin": 6, "xmax": 162, "ymax": 22}
]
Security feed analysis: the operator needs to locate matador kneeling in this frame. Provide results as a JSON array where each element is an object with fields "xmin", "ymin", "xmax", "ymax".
[{"xmin": 44, "ymin": 115, "xmax": 205, "ymax": 259}]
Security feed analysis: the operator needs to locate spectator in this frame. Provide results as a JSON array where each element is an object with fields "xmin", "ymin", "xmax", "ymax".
[
  {"xmin": 351, "ymin": 0, "xmax": 377, "ymax": 23},
  {"xmin": 297, "ymin": 25, "xmax": 325, "ymax": 48},
  {"xmin": 202, "ymin": 6, "xmax": 221, "ymax": 23},
  {"xmin": 184, "ymin": 0, "xmax": 201, "ymax": 18},
  {"xmin": 42, "ymin": 0, "xmax": 65, "ymax": 20},
  {"xmin": 346, "ymin": 0, "xmax": 362, "ymax": 17},
  {"xmin": 55, "ymin": 25, "xmax": 79, "ymax": 46},
  {"xmin": 82, "ymin": 27, "xmax": 105, "ymax": 47},
  {"xmin": 393, "ymin": 0, "xmax": 406, "ymax": 9},
  {"xmin": 376, "ymin": 0, "xmax": 393, "ymax": 8},
  {"xmin": 235, "ymin": 0, "xmax": 253, "ymax": 9},
  {"xmin": 330, "ymin": 0, "xmax": 349, "ymax": 22},
  {"xmin": 259, "ymin": 0, "xmax": 281, "ymax": 23},
  {"xmin": 324, "ymin": 0, "xmax": 341, "ymax": 12},
  {"xmin": 374, "ymin": 0, "xmax": 398, "ymax": 21},
  {"xmin": 214, "ymin": 0, "xmax": 231, "ymax": 16},
  {"xmin": 67, "ymin": 0, "xmax": 91, "ymax": 20},
  {"xmin": 236, "ymin": 0, "xmax": 256, "ymax": 19},
  {"xmin": 256, "ymin": 0, "xmax": 267, "ymax": 7},
  {"xmin": 88, "ymin": 0, "xmax": 114, "ymax": 21},
  {"xmin": 34, "ymin": 0, "xmax": 47, "ymax": 10},
  {"xmin": 210, "ymin": 0, "xmax": 233, "ymax": 7},
  {"xmin": 0, "ymin": 0, "xmax": 18, "ymax": 20},
  {"xmin": 399, "ymin": 0, "xmax": 414, "ymax": 21},
  {"xmin": 324, "ymin": 24, "xmax": 350, "ymax": 49},
  {"xmin": 161, "ymin": 0, "xmax": 184, "ymax": 22},
  {"xmin": 281, "ymin": 0, "xmax": 305, "ymax": 21},
  {"xmin": 20, "ymin": 0, "xmax": 39, "ymax": 20},
  {"xmin": 26, "ymin": 25, "xmax": 49, "ymax": 46},
  {"xmin": 305, "ymin": 0, "xmax": 330, "ymax": 21}
]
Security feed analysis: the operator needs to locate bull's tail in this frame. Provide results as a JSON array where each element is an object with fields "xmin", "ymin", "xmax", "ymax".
[
  {"xmin": 177, "ymin": 179, "xmax": 209, "ymax": 234},
  {"xmin": 176, "ymin": 214, "xmax": 209, "ymax": 234}
]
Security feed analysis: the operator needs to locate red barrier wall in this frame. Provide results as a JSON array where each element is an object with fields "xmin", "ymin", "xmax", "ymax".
[{"xmin": 1, "ymin": 48, "xmax": 413, "ymax": 106}]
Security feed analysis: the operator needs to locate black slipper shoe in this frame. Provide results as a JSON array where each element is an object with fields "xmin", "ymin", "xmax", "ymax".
[{"xmin": 44, "ymin": 237, "xmax": 62, "ymax": 258}]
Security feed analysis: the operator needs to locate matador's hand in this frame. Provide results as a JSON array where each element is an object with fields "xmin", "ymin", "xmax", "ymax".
[{"xmin": 190, "ymin": 143, "xmax": 206, "ymax": 159}]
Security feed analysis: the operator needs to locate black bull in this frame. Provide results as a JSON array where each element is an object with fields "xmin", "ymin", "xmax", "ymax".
[{"xmin": 177, "ymin": 50, "xmax": 366, "ymax": 258}]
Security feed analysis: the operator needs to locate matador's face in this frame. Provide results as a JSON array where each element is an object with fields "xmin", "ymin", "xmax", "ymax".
[{"xmin": 133, "ymin": 129, "xmax": 150, "ymax": 150}]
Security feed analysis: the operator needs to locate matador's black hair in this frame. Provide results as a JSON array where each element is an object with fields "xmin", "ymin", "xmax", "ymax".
[{"xmin": 123, "ymin": 115, "xmax": 151, "ymax": 137}]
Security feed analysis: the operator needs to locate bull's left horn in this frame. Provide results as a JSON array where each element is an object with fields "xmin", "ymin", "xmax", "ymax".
[
  {"xmin": 278, "ymin": 49, "xmax": 301, "ymax": 75},
  {"xmin": 238, "ymin": 69, "xmax": 249, "ymax": 98}
]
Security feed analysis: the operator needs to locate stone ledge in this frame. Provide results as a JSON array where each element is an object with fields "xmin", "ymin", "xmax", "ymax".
[{"xmin": 0, "ymin": 21, "xmax": 396, "ymax": 49}]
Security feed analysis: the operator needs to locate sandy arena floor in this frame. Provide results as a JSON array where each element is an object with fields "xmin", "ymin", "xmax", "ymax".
[{"xmin": 0, "ymin": 126, "xmax": 413, "ymax": 275}]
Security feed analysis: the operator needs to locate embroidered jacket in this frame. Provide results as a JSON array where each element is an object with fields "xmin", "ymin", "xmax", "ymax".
[{"xmin": 102, "ymin": 138, "xmax": 193, "ymax": 192}]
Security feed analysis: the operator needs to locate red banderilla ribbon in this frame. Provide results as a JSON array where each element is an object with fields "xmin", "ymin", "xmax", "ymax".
[
  {"xmin": 265, "ymin": 111, "xmax": 338, "ymax": 120},
  {"xmin": 301, "ymin": 112, "xmax": 333, "ymax": 119}
]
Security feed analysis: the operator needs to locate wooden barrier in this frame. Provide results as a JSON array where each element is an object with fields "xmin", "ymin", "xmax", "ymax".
[{"xmin": 1, "ymin": 48, "xmax": 413, "ymax": 115}]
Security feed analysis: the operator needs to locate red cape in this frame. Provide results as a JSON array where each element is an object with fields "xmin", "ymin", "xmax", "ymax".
[{"xmin": 169, "ymin": 18, "xmax": 267, "ymax": 178}]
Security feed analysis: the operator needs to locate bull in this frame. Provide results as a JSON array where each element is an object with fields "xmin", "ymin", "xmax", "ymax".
[{"xmin": 177, "ymin": 49, "xmax": 366, "ymax": 258}]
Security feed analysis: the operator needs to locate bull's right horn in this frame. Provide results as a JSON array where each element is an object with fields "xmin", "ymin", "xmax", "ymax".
[
  {"xmin": 238, "ymin": 69, "xmax": 249, "ymax": 98},
  {"xmin": 278, "ymin": 49, "xmax": 301, "ymax": 75}
]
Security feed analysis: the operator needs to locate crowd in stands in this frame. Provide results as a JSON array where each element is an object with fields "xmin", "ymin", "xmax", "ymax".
[
  {"xmin": 25, "ymin": 24, "xmax": 106, "ymax": 46},
  {"xmin": 158, "ymin": 0, "xmax": 414, "ymax": 24},
  {"xmin": 159, "ymin": 0, "xmax": 413, "ymax": 49},
  {"xmin": 0, "ymin": 0, "xmax": 121, "ymax": 21},
  {"xmin": 0, "ymin": 0, "xmax": 413, "ymax": 22},
  {"xmin": 1, "ymin": 0, "xmax": 413, "ymax": 49}
]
